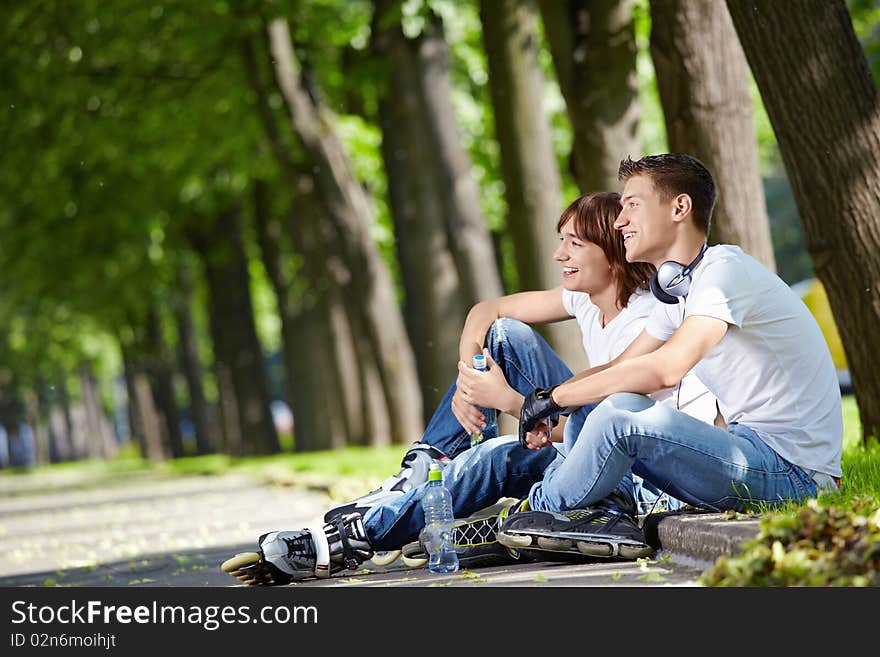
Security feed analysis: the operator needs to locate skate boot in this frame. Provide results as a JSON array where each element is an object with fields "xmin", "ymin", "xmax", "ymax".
[
  {"xmin": 497, "ymin": 499, "xmax": 654, "ymax": 561},
  {"xmin": 399, "ymin": 498, "xmax": 532, "ymax": 569},
  {"xmin": 324, "ymin": 443, "xmax": 451, "ymax": 524},
  {"xmin": 220, "ymin": 512, "xmax": 372, "ymax": 585},
  {"xmin": 323, "ymin": 443, "xmax": 450, "ymax": 567}
]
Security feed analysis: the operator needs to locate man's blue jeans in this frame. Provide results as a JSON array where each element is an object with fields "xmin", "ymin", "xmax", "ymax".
[{"xmin": 528, "ymin": 392, "xmax": 819, "ymax": 514}]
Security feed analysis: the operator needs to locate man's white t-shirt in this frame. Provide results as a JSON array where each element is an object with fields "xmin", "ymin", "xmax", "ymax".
[
  {"xmin": 562, "ymin": 287, "xmax": 717, "ymax": 424},
  {"xmin": 644, "ymin": 245, "xmax": 843, "ymax": 478}
]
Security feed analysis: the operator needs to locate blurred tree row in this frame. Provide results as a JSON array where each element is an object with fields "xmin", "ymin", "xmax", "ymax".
[{"xmin": 1, "ymin": 0, "xmax": 878, "ymax": 466}]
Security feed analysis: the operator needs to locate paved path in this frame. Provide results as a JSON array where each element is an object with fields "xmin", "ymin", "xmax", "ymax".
[{"xmin": 0, "ymin": 470, "xmax": 705, "ymax": 588}]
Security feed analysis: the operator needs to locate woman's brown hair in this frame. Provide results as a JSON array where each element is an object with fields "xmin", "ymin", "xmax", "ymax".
[{"xmin": 556, "ymin": 192, "xmax": 655, "ymax": 310}]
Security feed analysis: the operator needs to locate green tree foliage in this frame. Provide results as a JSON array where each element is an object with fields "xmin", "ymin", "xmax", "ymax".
[
  {"xmin": 849, "ymin": 0, "xmax": 880, "ymax": 84},
  {"xmin": 1, "ymin": 0, "xmax": 878, "ymax": 456}
]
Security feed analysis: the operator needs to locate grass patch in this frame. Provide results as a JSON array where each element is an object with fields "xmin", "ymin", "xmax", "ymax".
[
  {"xmin": 0, "ymin": 442, "xmax": 406, "ymax": 493},
  {"xmin": 821, "ymin": 395, "xmax": 879, "ymax": 507}
]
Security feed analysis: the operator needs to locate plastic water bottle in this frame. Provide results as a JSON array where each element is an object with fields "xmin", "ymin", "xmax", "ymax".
[
  {"xmin": 470, "ymin": 354, "xmax": 498, "ymax": 447},
  {"xmin": 423, "ymin": 464, "xmax": 459, "ymax": 574}
]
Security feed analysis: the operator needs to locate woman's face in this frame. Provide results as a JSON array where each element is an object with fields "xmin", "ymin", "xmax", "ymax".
[{"xmin": 553, "ymin": 219, "xmax": 614, "ymax": 294}]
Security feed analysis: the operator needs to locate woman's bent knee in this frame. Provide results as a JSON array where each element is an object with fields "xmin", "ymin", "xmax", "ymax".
[{"xmin": 487, "ymin": 318, "xmax": 534, "ymax": 347}]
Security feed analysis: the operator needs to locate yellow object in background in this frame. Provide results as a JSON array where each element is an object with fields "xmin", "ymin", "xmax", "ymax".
[{"xmin": 798, "ymin": 278, "xmax": 847, "ymax": 369}]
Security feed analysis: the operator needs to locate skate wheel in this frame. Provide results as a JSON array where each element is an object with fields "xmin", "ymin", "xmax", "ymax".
[
  {"xmin": 400, "ymin": 554, "xmax": 428, "ymax": 568},
  {"xmin": 618, "ymin": 543, "xmax": 654, "ymax": 560},
  {"xmin": 497, "ymin": 532, "xmax": 532, "ymax": 548},
  {"xmin": 221, "ymin": 552, "xmax": 261, "ymax": 573},
  {"xmin": 576, "ymin": 541, "xmax": 613, "ymax": 557},
  {"xmin": 369, "ymin": 550, "xmax": 401, "ymax": 567},
  {"xmin": 536, "ymin": 536, "xmax": 572, "ymax": 551}
]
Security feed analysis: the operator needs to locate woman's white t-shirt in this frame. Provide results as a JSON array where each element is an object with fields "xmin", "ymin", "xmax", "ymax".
[{"xmin": 561, "ymin": 288, "xmax": 717, "ymax": 424}]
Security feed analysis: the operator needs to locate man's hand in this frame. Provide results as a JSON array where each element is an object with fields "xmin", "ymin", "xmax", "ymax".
[
  {"xmin": 522, "ymin": 419, "xmax": 554, "ymax": 450},
  {"xmin": 519, "ymin": 386, "xmax": 562, "ymax": 448}
]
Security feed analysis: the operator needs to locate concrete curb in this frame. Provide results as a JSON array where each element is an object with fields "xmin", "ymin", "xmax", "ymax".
[{"xmin": 646, "ymin": 511, "xmax": 762, "ymax": 567}]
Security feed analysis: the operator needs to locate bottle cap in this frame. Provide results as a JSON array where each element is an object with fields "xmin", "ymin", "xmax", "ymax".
[
  {"xmin": 472, "ymin": 354, "xmax": 487, "ymax": 370},
  {"xmin": 428, "ymin": 463, "xmax": 443, "ymax": 481}
]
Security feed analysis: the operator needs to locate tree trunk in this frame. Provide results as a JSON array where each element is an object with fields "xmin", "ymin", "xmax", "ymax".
[
  {"xmin": 55, "ymin": 372, "xmax": 76, "ymax": 461},
  {"xmin": 241, "ymin": 39, "xmax": 368, "ymax": 449},
  {"xmin": 190, "ymin": 209, "xmax": 280, "ymax": 456},
  {"xmin": 34, "ymin": 378, "xmax": 58, "ymax": 463},
  {"xmin": 412, "ymin": 11, "xmax": 504, "ymax": 304},
  {"xmin": 375, "ymin": 10, "xmax": 470, "ymax": 414},
  {"xmin": 539, "ymin": 0, "xmax": 641, "ymax": 193},
  {"xmin": 146, "ymin": 308, "xmax": 185, "ymax": 458},
  {"xmin": 287, "ymin": 186, "xmax": 384, "ymax": 450},
  {"xmin": 213, "ymin": 361, "xmax": 241, "ymax": 456},
  {"xmin": 133, "ymin": 371, "xmax": 167, "ymax": 461},
  {"xmin": 0, "ymin": 376, "xmax": 28, "ymax": 467},
  {"xmin": 173, "ymin": 264, "xmax": 215, "ymax": 455},
  {"xmin": 78, "ymin": 363, "xmax": 115, "ymax": 459},
  {"xmin": 119, "ymin": 345, "xmax": 147, "ymax": 458},
  {"xmin": 327, "ymin": 288, "xmax": 368, "ymax": 447},
  {"xmin": 265, "ymin": 18, "xmax": 424, "ymax": 443},
  {"xmin": 727, "ymin": 0, "xmax": 880, "ymax": 443},
  {"xmin": 36, "ymin": 375, "xmax": 65, "ymax": 463},
  {"xmin": 652, "ymin": 0, "xmax": 776, "ymax": 271},
  {"xmin": 253, "ymin": 179, "xmax": 344, "ymax": 452},
  {"xmin": 479, "ymin": 0, "xmax": 588, "ymax": 371},
  {"xmin": 24, "ymin": 390, "xmax": 49, "ymax": 465}
]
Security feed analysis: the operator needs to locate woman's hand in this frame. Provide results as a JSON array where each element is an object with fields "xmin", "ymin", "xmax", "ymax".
[
  {"xmin": 456, "ymin": 349, "xmax": 517, "ymax": 414},
  {"xmin": 451, "ymin": 387, "xmax": 485, "ymax": 436}
]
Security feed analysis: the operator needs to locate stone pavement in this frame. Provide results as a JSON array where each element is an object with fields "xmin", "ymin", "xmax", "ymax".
[{"xmin": 0, "ymin": 469, "xmax": 761, "ymax": 588}]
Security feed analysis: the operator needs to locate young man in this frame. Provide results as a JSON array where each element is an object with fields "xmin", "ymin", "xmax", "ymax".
[
  {"xmin": 221, "ymin": 191, "xmax": 716, "ymax": 584},
  {"xmin": 496, "ymin": 153, "xmax": 842, "ymax": 555}
]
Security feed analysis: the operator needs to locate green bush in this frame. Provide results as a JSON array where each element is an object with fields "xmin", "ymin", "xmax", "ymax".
[{"xmin": 701, "ymin": 497, "xmax": 880, "ymax": 587}]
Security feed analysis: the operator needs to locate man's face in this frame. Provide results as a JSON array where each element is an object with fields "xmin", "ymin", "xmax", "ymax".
[
  {"xmin": 615, "ymin": 174, "xmax": 675, "ymax": 266},
  {"xmin": 553, "ymin": 219, "xmax": 613, "ymax": 294}
]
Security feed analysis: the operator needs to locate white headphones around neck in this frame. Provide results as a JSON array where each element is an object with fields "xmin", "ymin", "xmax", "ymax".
[{"xmin": 650, "ymin": 243, "xmax": 708, "ymax": 304}]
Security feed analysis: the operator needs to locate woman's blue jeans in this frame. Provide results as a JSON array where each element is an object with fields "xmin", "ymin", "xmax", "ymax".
[{"xmin": 365, "ymin": 319, "xmax": 666, "ymax": 549}]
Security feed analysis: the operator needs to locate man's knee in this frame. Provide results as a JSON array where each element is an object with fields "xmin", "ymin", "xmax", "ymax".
[
  {"xmin": 580, "ymin": 393, "xmax": 657, "ymax": 446},
  {"xmin": 604, "ymin": 392, "xmax": 655, "ymax": 413}
]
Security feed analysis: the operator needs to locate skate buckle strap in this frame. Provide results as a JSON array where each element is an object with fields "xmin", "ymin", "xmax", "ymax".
[
  {"xmin": 336, "ymin": 517, "xmax": 360, "ymax": 571},
  {"xmin": 307, "ymin": 525, "xmax": 332, "ymax": 578}
]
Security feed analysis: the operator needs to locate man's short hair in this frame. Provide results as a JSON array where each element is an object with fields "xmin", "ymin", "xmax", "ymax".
[{"xmin": 618, "ymin": 154, "xmax": 716, "ymax": 235}]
